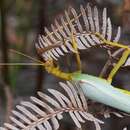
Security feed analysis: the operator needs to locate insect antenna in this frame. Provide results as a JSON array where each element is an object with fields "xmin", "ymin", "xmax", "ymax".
[{"xmin": 0, "ymin": 49, "xmax": 44, "ymax": 66}]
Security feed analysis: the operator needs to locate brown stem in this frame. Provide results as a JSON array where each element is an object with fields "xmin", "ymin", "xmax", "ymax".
[
  {"xmin": 0, "ymin": 80, "xmax": 13, "ymax": 123},
  {"xmin": 0, "ymin": 0, "xmax": 10, "ymax": 84},
  {"xmin": 4, "ymin": 85, "xmax": 13, "ymax": 122},
  {"xmin": 35, "ymin": 0, "xmax": 48, "ymax": 93},
  {"xmin": 0, "ymin": 0, "xmax": 13, "ymax": 122}
]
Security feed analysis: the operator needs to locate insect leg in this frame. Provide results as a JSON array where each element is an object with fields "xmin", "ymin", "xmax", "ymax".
[
  {"xmin": 71, "ymin": 33, "xmax": 82, "ymax": 72},
  {"xmin": 107, "ymin": 49, "xmax": 130, "ymax": 83},
  {"xmin": 95, "ymin": 32, "xmax": 129, "ymax": 49},
  {"xmin": 44, "ymin": 59, "xmax": 73, "ymax": 80}
]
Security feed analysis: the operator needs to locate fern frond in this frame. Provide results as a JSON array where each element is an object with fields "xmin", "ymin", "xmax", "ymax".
[
  {"xmin": 106, "ymin": 18, "xmax": 112, "ymax": 41},
  {"xmin": 0, "ymin": 82, "xmax": 103, "ymax": 130},
  {"xmin": 80, "ymin": 5, "xmax": 89, "ymax": 31},
  {"xmin": 113, "ymin": 26, "xmax": 121, "ymax": 42},
  {"xmin": 93, "ymin": 6, "xmax": 99, "ymax": 33},
  {"xmin": 102, "ymin": 8, "xmax": 107, "ymax": 38},
  {"xmin": 101, "ymin": 108, "xmax": 124, "ymax": 118},
  {"xmin": 36, "ymin": 3, "xmax": 121, "ymax": 61},
  {"xmin": 124, "ymin": 56, "xmax": 130, "ymax": 66},
  {"xmin": 70, "ymin": 7, "xmax": 83, "ymax": 33},
  {"xmin": 87, "ymin": 3, "xmax": 95, "ymax": 32}
]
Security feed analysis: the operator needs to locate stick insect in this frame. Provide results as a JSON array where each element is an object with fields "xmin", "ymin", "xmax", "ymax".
[
  {"xmin": 34, "ymin": 4, "xmax": 130, "ymax": 114},
  {"xmin": 1, "ymin": 4, "xmax": 130, "ymax": 115},
  {"xmin": 1, "ymin": 3, "xmax": 130, "ymax": 130}
]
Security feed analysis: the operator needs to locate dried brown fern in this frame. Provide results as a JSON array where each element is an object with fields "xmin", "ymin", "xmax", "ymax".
[
  {"xmin": 0, "ymin": 82, "xmax": 103, "ymax": 130},
  {"xmin": 36, "ymin": 3, "xmax": 121, "ymax": 61}
]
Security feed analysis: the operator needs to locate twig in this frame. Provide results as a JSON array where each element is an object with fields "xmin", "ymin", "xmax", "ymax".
[
  {"xmin": 0, "ymin": 80, "xmax": 13, "ymax": 123},
  {"xmin": 100, "ymin": 48, "xmax": 125, "ymax": 77}
]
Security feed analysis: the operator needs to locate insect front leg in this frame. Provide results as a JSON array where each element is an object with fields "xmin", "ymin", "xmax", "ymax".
[
  {"xmin": 44, "ymin": 59, "xmax": 73, "ymax": 80},
  {"xmin": 95, "ymin": 32, "xmax": 129, "ymax": 49},
  {"xmin": 71, "ymin": 33, "xmax": 82, "ymax": 73},
  {"xmin": 107, "ymin": 49, "xmax": 130, "ymax": 83}
]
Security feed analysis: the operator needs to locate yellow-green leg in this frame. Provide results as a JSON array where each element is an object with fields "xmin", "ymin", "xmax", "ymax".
[
  {"xmin": 107, "ymin": 49, "xmax": 130, "ymax": 83},
  {"xmin": 44, "ymin": 59, "xmax": 73, "ymax": 80},
  {"xmin": 71, "ymin": 33, "xmax": 82, "ymax": 72},
  {"xmin": 95, "ymin": 32, "xmax": 129, "ymax": 49},
  {"xmin": 43, "ymin": 32, "xmax": 83, "ymax": 80},
  {"xmin": 94, "ymin": 32, "xmax": 130, "ymax": 83}
]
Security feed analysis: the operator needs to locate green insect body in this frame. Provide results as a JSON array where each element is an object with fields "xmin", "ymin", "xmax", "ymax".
[
  {"xmin": 36, "ymin": 3, "xmax": 130, "ymax": 114},
  {"xmin": 1, "ymin": 3, "xmax": 130, "ymax": 115},
  {"xmin": 72, "ymin": 73, "xmax": 130, "ymax": 113}
]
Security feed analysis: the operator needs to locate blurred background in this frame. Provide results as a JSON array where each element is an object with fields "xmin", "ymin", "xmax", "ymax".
[{"xmin": 0, "ymin": 0, "xmax": 130, "ymax": 129}]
